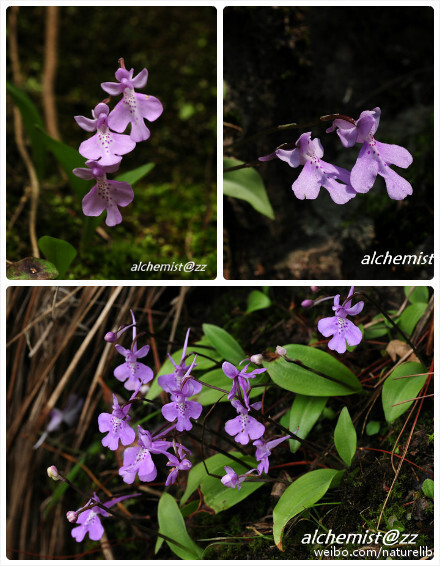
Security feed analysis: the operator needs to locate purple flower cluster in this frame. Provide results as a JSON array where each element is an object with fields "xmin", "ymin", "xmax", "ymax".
[
  {"xmin": 220, "ymin": 361, "xmax": 289, "ymax": 488},
  {"xmin": 73, "ymin": 61, "xmax": 163, "ymax": 226},
  {"xmin": 261, "ymin": 108, "xmax": 412, "ymax": 204}
]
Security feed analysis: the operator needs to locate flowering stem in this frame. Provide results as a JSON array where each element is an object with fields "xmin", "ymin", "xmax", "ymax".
[{"xmin": 57, "ymin": 470, "xmax": 194, "ymax": 552}]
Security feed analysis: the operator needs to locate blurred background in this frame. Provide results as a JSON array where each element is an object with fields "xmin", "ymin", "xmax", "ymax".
[
  {"xmin": 6, "ymin": 6, "xmax": 217, "ymax": 279},
  {"xmin": 224, "ymin": 6, "xmax": 433, "ymax": 280}
]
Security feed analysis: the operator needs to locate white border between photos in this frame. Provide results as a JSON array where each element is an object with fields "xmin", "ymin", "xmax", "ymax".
[{"xmin": 1, "ymin": 1, "xmax": 438, "ymax": 565}]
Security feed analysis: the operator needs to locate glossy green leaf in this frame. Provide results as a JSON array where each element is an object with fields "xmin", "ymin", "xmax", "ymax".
[
  {"xmin": 334, "ymin": 407, "xmax": 357, "ymax": 467},
  {"xmin": 116, "ymin": 162, "xmax": 154, "ymax": 184},
  {"xmin": 365, "ymin": 420, "xmax": 381, "ymax": 436},
  {"xmin": 7, "ymin": 81, "xmax": 46, "ymax": 179},
  {"xmin": 421, "ymin": 478, "xmax": 434, "ymax": 499},
  {"xmin": 224, "ymin": 158, "xmax": 275, "ymax": 219},
  {"xmin": 246, "ymin": 289, "xmax": 271, "ymax": 313},
  {"xmin": 156, "ymin": 493, "xmax": 203, "ymax": 559},
  {"xmin": 181, "ymin": 452, "xmax": 256, "ymax": 506},
  {"xmin": 38, "ymin": 236, "xmax": 77, "ymax": 279},
  {"xmin": 382, "ymin": 362, "xmax": 427, "ymax": 423},
  {"xmin": 404, "ymin": 286, "xmax": 429, "ymax": 304},
  {"xmin": 288, "ymin": 395, "xmax": 327, "ymax": 453},
  {"xmin": 273, "ymin": 468, "xmax": 341, "ymax": 550},
  {"xmin": 263, "ymin": 344, "xmax": 362, "ymax": 396},
  {"xmin": 202, "ymin": 324, "xmax": 246, "ymax": 365},
  {"xmin": 398, "ymin": 303, "xmax": 427, "ymax": 337}
]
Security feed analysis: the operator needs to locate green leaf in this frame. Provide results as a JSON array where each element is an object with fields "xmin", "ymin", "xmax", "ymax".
[
  {"xmin": 334, "ymin": 407, "xmax": 357, "ymax": 467},
  {"xmin": 156, "ymin": 493, "xmax": 203, "ymax": 560},
  {"xmin": 116, "ymin": 162, "xmax": 154, "ymax": 184},
  {"xmin": 398, "ymin": 303, "xmax": 427, "ymax": 337},
  {"xmin": 246, "ymin": 290, "xmax": 271, "ymax": 313},
  {"xmin": 365, "ymin": 420, "xmax": 381, "ymax": 436},
  {"xmin": 404, "ymin": 286, "xmax": 429, "ymax": 304},
  {"xmin": 7, "ymin": 81, "xmax": 46, "ymax": 180},
  {"xmin": 181, "ymin": 452, "xmax": 257, "ymax": 507},
  {"xmin": 421, "ymin": 478, "xmax": 434, "ymax": 499},
  {"xmin": 37, "ymin": 128, "xmax": 87, "ymax": 200},
  {"xmin": 273, "ymin": 468, "xmax": 341, "ymax": 550},
  {"xmin": 382, "ymin": 362, "xmax": 427, "ymax": 423},
  {"xmin": 288, "ymin": 395, "xmax": 327, "ymax": 453},
  {"xmin": 223, "ymin": 158, "xmax": 275, "ymax": 219},
  {"xmin": 6, "ymin": 257, "xmax": 59, "ymax": 280},
  {"xmin": 202, "ymin": 324, "xmax": 246, "ymax": 365},
  {"xmin": 263, "ymin": 344, "xmax": 362, "ymax": 397},
  {"xmin": 38, "ymin": 236, "xmax": 77, "ymax": 279}
]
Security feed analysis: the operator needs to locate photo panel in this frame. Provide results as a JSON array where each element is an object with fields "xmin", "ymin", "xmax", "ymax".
[
  {"xmin": 5, "ymin": 285, "xmax": 433, "ymax": 560},
  {"xmin": 6, "ymin": 5, "xmax": 217, "ymax": 281},
  {"xmin": 223, "ymin": 6, "xmax": 434, "ymax": 281}
]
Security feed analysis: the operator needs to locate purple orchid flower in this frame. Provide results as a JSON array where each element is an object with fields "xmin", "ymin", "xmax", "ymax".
[
  {"xmin": 274, "ymin": 132, "xmax": 357, "ymax": 204},
  {"xmin": 317, "ymin": 286, "xmax": 364, "ymax": 354},
  {"xmin": 326, "ymin": 108, "xmax": 413, "ymax": 199},
  {"xmin": 113, "ymin": 311, "xmax": 153, "ymax": 392},
  {"xmin": 74, "ymin": 103, "xmax": 136, "ymax": 167},
  {"xmin": 222, "ymin": 361, "xmax": 266, "ymax": 410},
  {"xmin": 119, "ymin": 426, "xmax": 172, "ymax": 484},
  {"xmin": 72, "ymin": 160, "xmax": 133, "ymax": 226},
  {"xmin": 221, "ymin": 465, "xmax": 257, "ymax": 489},
  {"xmin": 70, "ymin": 492, "xmax": 139, "ymax": 542},
  {"xmin": 158, "ymin": 329, "xmax": 202, "ymax": 395},
  {"xmin": 253, "ymin": 435, "xmax": 290, "ymax": 475},
  {"xmin": 101, "ymin": 67, "xmax": 163, "ymax": 142},
  {"xmin": 224, "ymin": 400, "xmax": 265, "ymax": 445},
  {"xmin": 165, "ymin": 449, "xmax": 192, "ymax": 486},
  {"xmin": 98, "ymin": 394, "xmax": 135, "ymax": 451}
]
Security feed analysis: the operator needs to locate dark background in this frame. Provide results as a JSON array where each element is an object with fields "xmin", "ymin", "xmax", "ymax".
[
  {"xmin": 7, "ymin": 6, "xmax": 217, "ymax": 279},
  {"xmin": 224, "ymin": 6, "xmax": 434, "ymax": 280}
]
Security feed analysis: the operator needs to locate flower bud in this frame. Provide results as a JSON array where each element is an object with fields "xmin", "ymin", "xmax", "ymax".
[
  {"xmin": 250, "ymin": 354, "xmax": 263, "ymax": 365},
  {"xmin": 66, "ymin": 510, "xmax": 78, "ymax": 523},
  {"xmin": 301, "ymin": 299, "xmax": 314, "ymax": 308},
  {"xmin": 104, "ymin": 331, "xmax": 117, "ymax": 343},
  {"xmin": 276, "ymin": 346, "xmax": 287, "ymax": 357},
  {"xmin": 310, "ymin": 286, "xmax": 319, "ymax": 292},
  {"xmin": 47, "ymin": 465, "xmax": 62, "ymax": 481}
]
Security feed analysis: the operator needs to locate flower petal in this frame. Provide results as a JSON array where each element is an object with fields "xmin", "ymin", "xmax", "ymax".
[
  {"xmin": 380, "ymin": 165, "xmax": 413, "ymax": 200},
  {"xmin": 82, "ymin": 186, "xmax": 106, "ymax": 217},
  {"xmin": 376, "ymin": 141, "xmax": 413, "ymax": 169},
  {"xmin": 291, "ymin": 161, "xmax": 321, "ymax": 200},
  {"xmin": 350, "ymin": 143, "xmax": 379, "ymax": 193}
]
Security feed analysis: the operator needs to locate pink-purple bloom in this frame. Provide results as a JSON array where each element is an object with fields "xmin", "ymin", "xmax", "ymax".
[
  {"xmin": 221, "ymin": 465, "xmax": 257, "ymax": 489},
  {"xmin": 161, "ymin": 384, "xmax": 203, "ymax": 432},
  {"xmin": 119, "ymin": 426, "xmax": 172, "ymax": 484},
  {"xmin": 73, "ymin": 160, "xmax": 133, "ymax": 226},
  {"xmin": 70, "ymin": 493, "xmax": 139, "ymax": 542},
  {"xmin": 222, "ymin": 361, "xmax": 266, "ymax": 409},
  {"xmin": 74, "ymin": 103, "xmax": 136, "ymax": 167},
  {"xmin": 98, "ymin": 394, "xmax": 135, "ymax": 451},
  {"xmin": 224, "ymin": 400, "xmax": 265, "ymax": 445},
  {"xmin": 253, "ymin": 435, "xmax": 290, "ymax": 475},
  {"xmin": 101, "ymin": 67, "xmax": 163, "ymax": 142},
  {"xmin": 34, "ymin": 394, "xmax": 83, "ymax": 450},
  {"xmin": 326, "ymin": 108, "xmax": 413, "ymax": 200},
  {"xmin": 317, "ymin": 286, "xmax": 364, "ymax": 354},
  {"xmin": 158, "ymin": 329, "xmax": 202, "ymax": 395},
  {"xmin": 274, "ymin": 132, "xmax": 357, "ymax": 204},
  {"xmin": 165, "ymin": 449, "xmax": 192, "ymax": 486}
]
